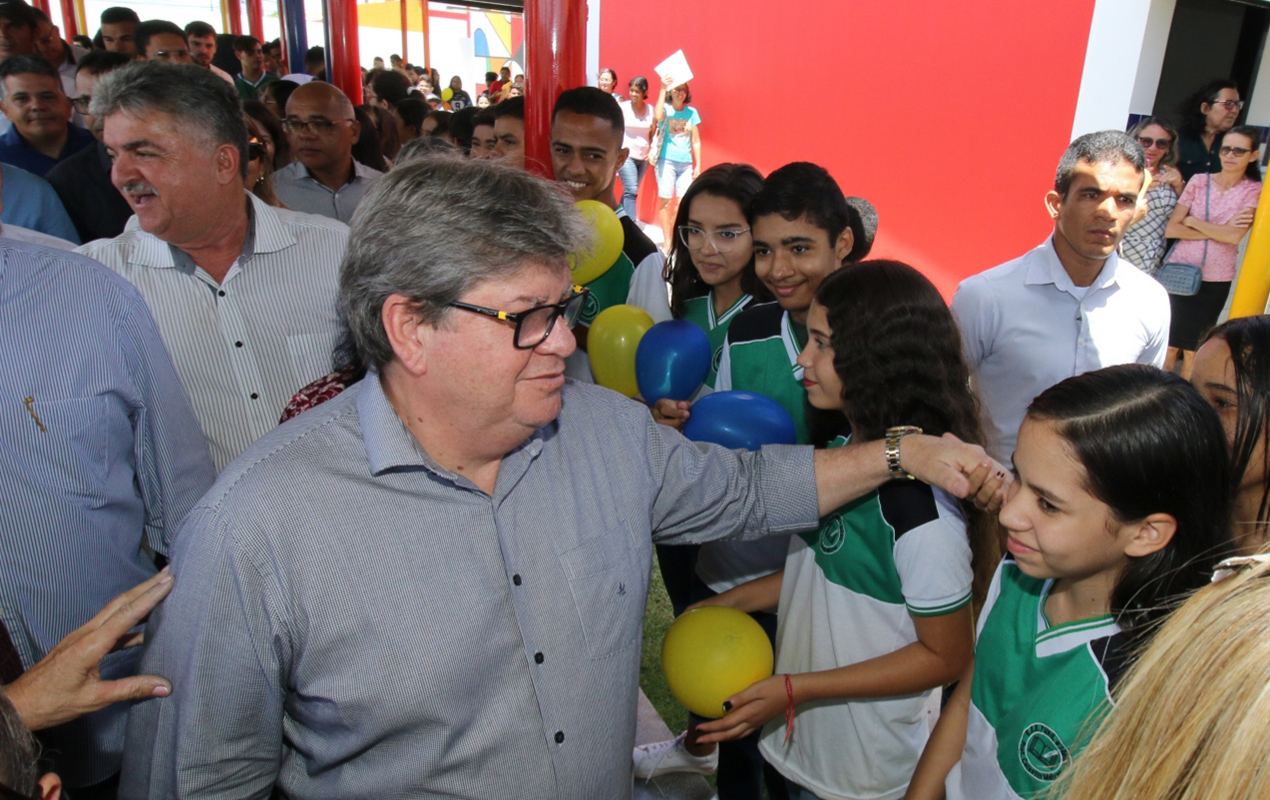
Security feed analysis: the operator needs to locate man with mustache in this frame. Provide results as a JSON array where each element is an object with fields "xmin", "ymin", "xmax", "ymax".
[
  {"xmin": 0, "ymin": 55, "xmax": 93, "ymax": 177},
  {"xmin": 76, "ymin": 61, "xmax": 347, "ymax": 471},
  {"xmin": 951, "ymin": 130, "xmax": 1169, "ymax": 464}
]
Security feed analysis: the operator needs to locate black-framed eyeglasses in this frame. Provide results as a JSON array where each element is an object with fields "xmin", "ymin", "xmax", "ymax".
[
  {"xmin": 247, "ymin": 137, "xmax": 266, "ymax": 161},
  {"xmin": 1137, "ymin": 136, "xmax": 1172, "ymax": 150},
  {"xmin": 1211, "ymin": 99, "xmax": 1245, "ymax": 110},
  {"xmin": 0, "ymin": 780, "xmax": 40, "ymax": 800},
  {"xmin": 280, "ymin": 119, "xmax": 352, "ymax": 136},
  {"xmin": 677, "ymin": 225, "xmax": 751, "ymax": 253},
  {"xmin": 448, "ymin": 286, "xmax": 590, "ymax": 349},
  {"xmin": 1220, "ymin": 146, "xmax": 1252, "ymax": 157}
]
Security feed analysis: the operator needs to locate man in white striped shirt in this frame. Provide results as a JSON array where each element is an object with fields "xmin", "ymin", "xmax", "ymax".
[{"xmin": 76, "ymin": 61, "xmax": 347, "ymax": 470}]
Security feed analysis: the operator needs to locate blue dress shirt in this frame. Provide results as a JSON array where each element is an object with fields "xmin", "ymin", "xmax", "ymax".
[
  {"xmin": 0, "ymin": 124, "xmax": 95, "ymax": 178},
  {"xmin": 0, "ymin": 163, "xmax": 79, "ymax": 243},
  {"xmin": 0, "ymin": 239, "xmax": 216, "ymax": 786}
]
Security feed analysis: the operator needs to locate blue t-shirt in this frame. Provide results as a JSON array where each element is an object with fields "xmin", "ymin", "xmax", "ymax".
[
  {"xmin": 0, "ymin": 163, "xmax": 79, "ymax": 244},
  {"xmin": 661, "ymin": 106, "xmax": 700, "ymax": 163}
]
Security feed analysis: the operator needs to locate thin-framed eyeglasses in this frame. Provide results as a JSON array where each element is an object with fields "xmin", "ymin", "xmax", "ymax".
[
  {"xmin": 677, "ymin": 225, "xmax": 751, "ymax": 253},
  {"xmin": 448, "ymin": 286, "xmax": 590, "ymax": 349},
  {"xmin": 280, "ymin": 118, "xmax": 353, "ymax": 136},
  {"xmin": 1137, "ymin": 136, "xmax": 1172, "ymax": 150},
  {"xmin": 1220, "ymin": 146, "xmax": 1252, "ymax": 157},
  {"xmin": 1211, "ymin": 99, "xmax": 1245, "ymax": 110}
]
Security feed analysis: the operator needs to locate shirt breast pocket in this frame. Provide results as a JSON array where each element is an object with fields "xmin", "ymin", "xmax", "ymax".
[
  {"xmin": 2, "ymin": 396, "xmax": 115, "ymax": 506},
  {"xmin": 286, "ymin": 333, "xmax": 334, "ymax": 390},
  {"xmin": 560, "ymin": 535, "xmax": 643, "ymax": 660}
]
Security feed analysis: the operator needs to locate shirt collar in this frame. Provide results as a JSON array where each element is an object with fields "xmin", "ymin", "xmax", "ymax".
[
  {"xmin": 289, "ymin": 158, "xmax": 374, "ymax": 189},
  {"xmin": 1023, "ymin": 237, "xmax": 1120, "ymax": 295},
  {"xmin": 132, "ymin": 191, "xmax": 295, "ymax": 271}
]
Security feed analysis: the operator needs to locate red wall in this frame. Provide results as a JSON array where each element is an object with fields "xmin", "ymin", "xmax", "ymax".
[{"xmin": 601, "ymin": 0, "xmax": 1098, "ymax": 297}]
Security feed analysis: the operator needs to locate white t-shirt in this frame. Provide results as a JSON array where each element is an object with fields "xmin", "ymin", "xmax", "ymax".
[{"xmin": 620, "ymin": 100, "xmax": 654, "ymax": 161}]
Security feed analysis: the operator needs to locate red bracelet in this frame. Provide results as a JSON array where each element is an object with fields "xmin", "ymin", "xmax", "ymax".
[{"xmin": 783, "ymin": 673, "xmax": 795, "ymax": 745}]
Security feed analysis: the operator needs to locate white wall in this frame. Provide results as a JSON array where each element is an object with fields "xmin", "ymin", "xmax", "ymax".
[
  {"xmin": 1070, "ymin": 0, "xmax": 1155, "ymax": 137},
  {"xmin": 1129, "ymin": 0, "xmax": 1178, "ymax": 115}
]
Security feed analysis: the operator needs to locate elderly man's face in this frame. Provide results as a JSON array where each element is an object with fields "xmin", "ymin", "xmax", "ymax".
[
  {"xmin": 188, "ymin": 34, "xmax": 215, "ymax": 67},
  {"xmin": 34, "ymin": 20, "xmax": 64, "ymax": 63},
  {"xmin": 285, "ymin": 89, "xmax": 358, "ymax": 174},
  {"xmin": 100, "ymin": 22, "xmax": 136, "ymax": 55},
  {"xmin": 0, "ymin": 16, "xmax": 34, "ymax": 57},
  {"xmin": 105, "ymin": 109, "xmax": 230, "ymax": 244},
  {"xmin": 145, "ymin": 33, "xmax": 192, "ymax": 64},
  {"xmin": 428, "ymin": 265, "xmax": 576, "ymax": 437},
  {"xmin": 1, "ymin": 73, "xmax": 70, "ymax": 143}
]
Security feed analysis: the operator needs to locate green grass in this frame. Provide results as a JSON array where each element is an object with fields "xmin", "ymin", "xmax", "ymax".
[{"xmin": 641, "ymin": 552, "xmax": 688, "ymax": 735}]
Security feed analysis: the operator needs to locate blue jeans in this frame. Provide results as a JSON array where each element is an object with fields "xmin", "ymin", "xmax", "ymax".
[
  {"xmin": 618, "ymin": 157, "xmax": 648, "ymax": 219},
  {"xmin": 784, "ymin": 778, "xmax": 823, "ymax": 800}
]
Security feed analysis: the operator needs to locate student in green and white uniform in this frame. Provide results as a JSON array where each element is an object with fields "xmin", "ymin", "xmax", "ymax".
[
  {"xmin": 693, "ymin": 262, "xmax": 997, "ymax": 800},
  {"xmin": 909, "ymin": 365, "xmax": 1235, "ymax": 800},
  {"xmin": 548, "ymin": 87, "xmax": 672, "ymax": 383}
]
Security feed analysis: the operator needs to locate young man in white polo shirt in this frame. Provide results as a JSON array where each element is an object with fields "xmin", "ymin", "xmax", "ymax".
[{"xmin": 951, "ymin": 130, "xmax": 1169, "ymax": 464}]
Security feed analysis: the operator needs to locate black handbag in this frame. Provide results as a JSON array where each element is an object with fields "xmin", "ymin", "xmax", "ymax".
[{"xmin": 1158, "ymin": 176, "xmax": 1212, "ymax": 296}]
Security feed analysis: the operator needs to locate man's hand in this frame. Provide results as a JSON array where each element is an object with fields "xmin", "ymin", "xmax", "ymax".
[
  {"xmin": 4, "ymin": 569, "xmax": 174, "ymax": 730},
  {"xmin": 694, "ymin": 674, "xmax": 788, "ymax": 744},
  {"xmin": 652, "ymin": 398, "xmax": 690, "ymax": 430},
  {"xmin": 899, "ymin": 432, "xmax": 1006, "ymax": 500},
  {"xmin": 962, "ymin": 454, "xmax": 1013, "ymax": 514}
]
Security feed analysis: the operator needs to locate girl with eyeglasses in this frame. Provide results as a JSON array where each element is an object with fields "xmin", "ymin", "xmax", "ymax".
[
  {"xmin": 1121, "ymin": 117, "xmax": 1184, "ymax": 276},
  {"xmin": 1163, "ymin": 125, "xmax": 1262, "ymax": 378},
  {"xmin": 1176, "ymin": 79, "xmax": 1243, "ymax": 180}
]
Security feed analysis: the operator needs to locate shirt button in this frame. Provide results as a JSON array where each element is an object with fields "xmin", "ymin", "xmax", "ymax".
[
  {"xmin": 250, "ymin": 393, "xmax": 259, "ymax": 400},
  {"xmin": 218, "ymin": 290, "xmax": 226, "ymax": 297},
  {"xmin": 554, "ymin": 731, "xmax": 564, "ymax": 744},
  {"xmin": 534, "ymin": 652, "xmax": 544, "ymax": 664},
  {"xmin": 512, "ymin": 574, "xmax": 522, "ymax": 586},
  {"xmin": 235, "ymin": 341, "xmax": 244, "ymax": 348}
]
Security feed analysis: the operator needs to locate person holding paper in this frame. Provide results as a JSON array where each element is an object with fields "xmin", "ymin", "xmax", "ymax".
[{"xmin": 655, "ymin": 73, "xmax": 702, "ymax": 249}]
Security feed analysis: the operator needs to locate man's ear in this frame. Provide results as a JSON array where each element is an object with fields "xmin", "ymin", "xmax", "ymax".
[
  {"xmin": 216, "ymin": 143, "xmax": 241, "ymax": 186},
  {"xmin": 382, "ymin": 294, "xmax": 431, "ymax": 376},
  {"xmin": 834, "ymin": 226, "xmax": 854, "ymax": 263},
  {"xmin": 1044, "ymin": 189, "xmax": 1063, "ymax": 221},
  {"xmin": 1122, "ymin": 513, "xmax": 1178, "ymax": 559},
  {"xmin": 616, "ymin": 146, "xmax": 629, "ymax": 171}
]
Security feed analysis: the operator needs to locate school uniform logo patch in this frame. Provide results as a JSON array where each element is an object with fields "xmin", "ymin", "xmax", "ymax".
[
  {"xmin": 818, "ymin": 513, "xmax": 846, "ymax": 555},
  {"xmin": 711, "ymin": 346, "xmax": 723, "ymax": 375},
  {"xmin": 1018, "ymin": 722, "xmax": 1070, "ymax": 781}
]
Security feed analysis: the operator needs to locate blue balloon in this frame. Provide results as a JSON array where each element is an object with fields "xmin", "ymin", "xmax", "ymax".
[
  {"xmin": 682, "ymin": 391, "xmax": 797, "ymax": 451},
  {"xmin": 635, "ymin": 319, "xmax": 713, "ymax": 404}
]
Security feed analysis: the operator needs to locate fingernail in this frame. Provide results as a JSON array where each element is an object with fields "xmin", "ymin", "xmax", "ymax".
[
  {"xmin": 980, "ymin": 459, "xmax": 993, "ymax": 468},
  {"xmin": 723, "ymin": 701, "xmax": 733, "ymax": 711},
  {"xmin": 995, "ymin": 470, "xmax": 1005, "ymax": 479},
  {"xmin": 153, "ymin": 685, "xmax": 170, "ymax": 697}
]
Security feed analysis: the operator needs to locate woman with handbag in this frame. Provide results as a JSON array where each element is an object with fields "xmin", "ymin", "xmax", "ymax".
[
  {"xmin": 654, "ymin": 74, "xmax": 702, "ymax": 250},
  {"xmin": 1162, "ymin": 125, "xmax": 1262, "ymax": 378},
  {"xmin": 1121, "ymin": 117, "xmax": 1186, "ymax": 275}
]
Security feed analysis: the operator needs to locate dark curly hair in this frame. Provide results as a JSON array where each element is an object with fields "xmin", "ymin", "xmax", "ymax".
[
  {"xmin": 1177, "ymin": 79, "xmax": 1239, "ymax": 137},
  {"xmin": 813, "ymin": 260, "xmax": 998, "ymax": 610},
  {"xmin": 664, "ymin": 163, "xmax": 772, "ymax": 316}
]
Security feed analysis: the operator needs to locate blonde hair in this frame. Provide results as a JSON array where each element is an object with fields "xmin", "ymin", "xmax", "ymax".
[{"xmin": 1054, "ymin": 558, "xmax": 1270, "ymax": 799}]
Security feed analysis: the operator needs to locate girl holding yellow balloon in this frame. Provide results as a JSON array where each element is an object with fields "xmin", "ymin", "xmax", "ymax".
[{"xmin": 690, "ymin": 262, "xmax": 998, "ymax": 800}]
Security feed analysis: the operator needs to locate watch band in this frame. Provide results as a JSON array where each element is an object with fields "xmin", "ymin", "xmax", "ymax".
[{"xmin": 885, "ymin": 426, "xmax": 923, "ymax": 480}]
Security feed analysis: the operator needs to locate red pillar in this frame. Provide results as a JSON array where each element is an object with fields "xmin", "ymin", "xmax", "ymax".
[
  {"xmin": 399, "ymin": 0, "xmax": 409, "ymax": 63},
  {"xmin": 246, "ymin": 0, "xmax": 265, "ymax": 41},
  {"xmin": 56, "ymin": 0, "xmax": 76, "ymax": 37},
  {"xmin": 325, "ymin": 0, "xmax": 363, "ymax": 104},
  {"xmin": 523, "ymin": 0, "xmax": 587, "ymax": 178},
  {"xmin": 227, "ymin": 0, "xmax": 244, "ymax": 36}
]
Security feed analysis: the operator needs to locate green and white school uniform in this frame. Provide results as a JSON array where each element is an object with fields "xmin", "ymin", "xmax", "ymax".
[
  {"xmin": 680, "ymin": 290, "xmax": 757, "ymax": 388},
  {"xmin": 946, "ymin": 556, "xmax": 1128, "ymax": 800},
  {"xmin": 759, "ymin": 437, "xmax": 973, "ymax": 800},
  {"xmin": 696, "ymin": 302, "xmax": 809, "ymax": 593}
]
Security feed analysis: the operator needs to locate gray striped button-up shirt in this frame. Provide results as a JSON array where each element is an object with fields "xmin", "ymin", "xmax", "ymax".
[
  {"xmin": 77, "ymin": 193, "xmax": 347, "ymax": 470},
  {"xmin": 0, "ymin": 238, "xmax": 215, "ymax": 787},
  {"xmin": 121, "ymin": 376, "xmax": 818, "ymax": 799}
]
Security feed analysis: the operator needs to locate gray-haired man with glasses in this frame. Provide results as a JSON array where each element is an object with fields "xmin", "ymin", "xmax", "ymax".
[
  {"xmin": 120, "ymin": 156, "xmax": 999, "ymax": 800},
  {"xmin": 274, "ymin": 81, "xmax": 381, "ymax": 223}
]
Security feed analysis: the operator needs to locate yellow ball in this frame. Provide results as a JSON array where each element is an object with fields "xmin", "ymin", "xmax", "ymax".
[
  {"xmin": 587, "ymin": 304, "xmax": 653, "ymax": 397},
  {"xmin": 441, "ymin": 87, "xmax": 454, "ymax": 102},
  {"xmin": 661, "ymin": 606, "xmax": 774, "ymax": 719},
  {"xmin": 569, "ymin": 200, "xmax": 625, "ymax": 285}
]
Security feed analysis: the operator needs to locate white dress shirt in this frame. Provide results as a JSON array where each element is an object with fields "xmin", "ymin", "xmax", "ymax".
[
  {"xmin": 76, "ymin": 193, "xmax": 348, "ymax": 470},
  {"xmin": 952, "ymin": 238, "xmax": 1169, "ymax": 462}
]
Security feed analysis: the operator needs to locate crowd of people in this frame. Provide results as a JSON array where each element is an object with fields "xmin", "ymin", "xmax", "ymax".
[{"xmin": 0, "ymin": 3, "xmax": 1269, "ymax": 798}]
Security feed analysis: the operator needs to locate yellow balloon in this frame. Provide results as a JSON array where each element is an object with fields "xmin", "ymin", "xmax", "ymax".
[
  {"xmin": 441, "ymin": 87, "xmax": 454, "ymax": 102},
  {"xmin": 587, "ymin": 304, "xmax": 653, "ymax": 397},
  {"xmin": 661, "ymin": 606, "xmax": 774, "ymax": 719},
  {"xmin": 570, "ymin": 200, "xmax": 625, "ymax": 285}
]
